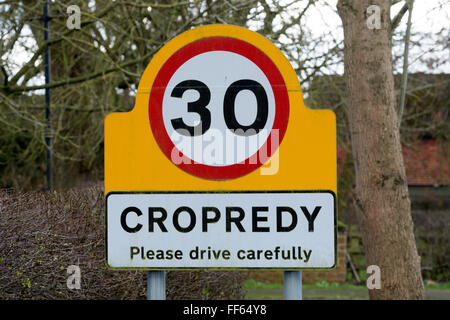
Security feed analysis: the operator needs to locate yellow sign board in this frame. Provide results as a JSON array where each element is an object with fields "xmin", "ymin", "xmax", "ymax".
[{"xmin": 105, "ymin": 24, "xmax": 336, "ymax": 193}]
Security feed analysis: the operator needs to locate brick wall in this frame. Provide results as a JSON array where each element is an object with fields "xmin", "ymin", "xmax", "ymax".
[{"xmin": 247, "ymin": 232, "xmax": 347, "ymax": 284}]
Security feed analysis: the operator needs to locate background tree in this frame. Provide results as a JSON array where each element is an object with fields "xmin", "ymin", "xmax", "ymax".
[{"xmin": 337, "ymin": 0, "xmax": 425, "ymax": 299}]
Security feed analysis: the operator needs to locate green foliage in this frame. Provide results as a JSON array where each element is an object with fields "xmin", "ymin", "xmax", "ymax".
[{"xmin": 201, "ymin": 288, "xmax": 210, "ymax": 298}]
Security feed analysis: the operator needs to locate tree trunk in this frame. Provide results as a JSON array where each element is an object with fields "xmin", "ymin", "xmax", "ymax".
[{"xmin": 337, "ymin": 0, "xmax": 424, "ymax": 299}]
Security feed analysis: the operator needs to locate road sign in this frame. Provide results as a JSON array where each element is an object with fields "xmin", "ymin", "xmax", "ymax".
[{"xmin": 105, "ymin": 25, "xmax": 337, "ymax": 270}]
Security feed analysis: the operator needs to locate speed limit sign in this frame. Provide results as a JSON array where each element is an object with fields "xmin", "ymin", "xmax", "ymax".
[
  {"xmin": 149, "ymin": 36, "xmax": 289, "ymax": 180},
  {"xmin": 105, "ymin": 25, "xmax": 337, "ymax": 270}
]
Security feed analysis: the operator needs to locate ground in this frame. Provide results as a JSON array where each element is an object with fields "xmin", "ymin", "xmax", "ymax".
[{"xmin": 243, "ymin": 281, "xmax": 450, "ymax": 300}]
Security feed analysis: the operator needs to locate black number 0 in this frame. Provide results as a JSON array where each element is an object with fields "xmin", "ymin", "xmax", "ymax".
[
  {"xmin": 170, "ymin": 79, "xmax": 269, "ymax": 136},
  {"xmin": 223, "ymin": 79, "xmax": 269, "ymax": 136}
]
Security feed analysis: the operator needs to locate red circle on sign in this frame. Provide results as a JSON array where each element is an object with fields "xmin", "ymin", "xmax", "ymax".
[{"xmin": 149, "ymin": 37, "xmax": 289, "ymax": 180}]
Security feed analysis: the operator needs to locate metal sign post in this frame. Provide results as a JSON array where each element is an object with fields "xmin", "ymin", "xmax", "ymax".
[
  {"xmin": 43, "ymin": 0, "xmax": 53, "ymax": 191},
  {"xmin": 284, "ymin": 271, "xmax": 303, "ymax": 300},
  {"xmin": 147, "ymin": 271, "xmax": 166, "ymax": 300}
]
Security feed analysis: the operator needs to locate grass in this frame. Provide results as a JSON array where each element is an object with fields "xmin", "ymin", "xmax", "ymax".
[
  {"xmin": 244, "ymin": 279, "xmax": 283, "ymax": 289},
  {"xmin": 425, "ymin": 281, "xmax": 450, "ymax": 290},
  {"xmin": 244, "ymin": 279, "xmax": 365, "ymax": 290},
  {"xmin": 244, "ymin": 279, "xmax": 450, "ymax": 290},
  {"xmin": 244, "ymin": 280, "xmax": 450, "ymax": 300}
]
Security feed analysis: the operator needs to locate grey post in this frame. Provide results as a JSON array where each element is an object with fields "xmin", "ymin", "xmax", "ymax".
[
  {"xmin": 147, "ymin": 271, "xmax": 166, "ymax": 300},
  {"xmin": 43, "ymin": 0, "xmax": 53, "ymax": 191},
  {"xmin": 284, "ymin": 271, "xmax": 302, "ymax": 300}
]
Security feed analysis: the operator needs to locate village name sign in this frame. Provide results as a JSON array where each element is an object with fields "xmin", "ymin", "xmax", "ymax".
[{"xmin": 104, "ymin": 25, "xmax": 337, "ymax": 271}]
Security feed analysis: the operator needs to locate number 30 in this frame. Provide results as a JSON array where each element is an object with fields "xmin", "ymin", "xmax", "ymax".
[{"xmin": 170, "ymin": 79, "xmax": 269, "ymax": 137}]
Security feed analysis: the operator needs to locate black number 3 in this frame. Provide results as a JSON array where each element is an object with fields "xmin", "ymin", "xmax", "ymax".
[{"xmin": 170, "ymin": 80, "xmax": 211, "ymax": 136}]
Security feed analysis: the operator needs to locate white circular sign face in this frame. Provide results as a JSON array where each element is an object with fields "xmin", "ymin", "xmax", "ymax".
[
  {"xmin": 148, "ymin": 36, "xmax": 289, "ymax": 180},
  {"xmin": 161, "ymin": 51, "xmax": 276, "ymax": 167}
]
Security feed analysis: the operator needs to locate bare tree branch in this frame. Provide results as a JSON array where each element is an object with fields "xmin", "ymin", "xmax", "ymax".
[
  {"xmin": 398, "ymin": 0, "xmax": 414, "ymax": 125},
  {"xmin": 392, "ymin": 2, "xmax": 409, "ymax": 31},
  {"xmin": 3, "ymin": 46, "xmax": 161, "ymax": 93}
]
